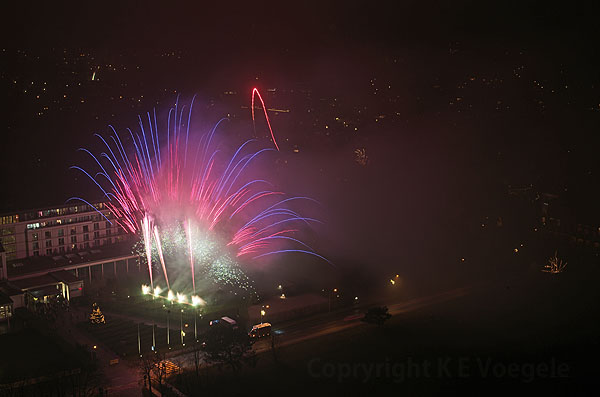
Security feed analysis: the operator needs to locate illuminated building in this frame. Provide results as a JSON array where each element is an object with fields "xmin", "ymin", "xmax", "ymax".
[
  {"xmin": 0, "ymin": 201, "xmax": 129, "ymax": 261},
  {"xmin": 0, "ymin": 202, "xmax": 141, "ymax": 304}
]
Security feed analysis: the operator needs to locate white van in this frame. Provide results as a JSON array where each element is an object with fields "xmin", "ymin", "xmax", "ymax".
[{"xmin": 249, "ymin": 322, "xmax": 271, "ymax": 339}]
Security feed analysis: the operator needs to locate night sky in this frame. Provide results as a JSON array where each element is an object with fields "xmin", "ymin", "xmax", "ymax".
[
  {"xmin": 3, "ymin": 1, "xmax": 600, "ymax": 227},
  {"xmin": 4, "ymin": 5, "xmax": 600, "ymax": 393}
]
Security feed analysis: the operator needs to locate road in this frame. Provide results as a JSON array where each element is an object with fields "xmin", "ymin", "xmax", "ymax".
[{"xmin": 171, "ymin": 287, "xmax": 470, "ymax": 369}]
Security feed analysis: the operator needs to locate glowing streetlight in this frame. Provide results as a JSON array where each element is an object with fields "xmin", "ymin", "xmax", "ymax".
[
  {"xmin": 390, "ymin": 279, "xmax": 396, "ymax": 285},
  {"xmin": 328, "ymin": 288, "xmax": 338, "ymax": 312},
  {"xmin": 167, "ymin": 290, "xmax": 175, "ymax": 302},
  {"xmin": 190, "ymin": 295, "xmax": 205, "ymax": 341},
  {"xmin": 165, "ymin": 307, "xmax": 171, "ymax": 347},
  {"xmin": 180, "ymin": 309, "xmax": 184, "ymax": 345},
  {"xmin": 142, "ymin": 284, "xmax": 151, "ymax": 295},
  {"xmin": 191, "ymin": 295, "xmax": 205, "ymax": 307},
  {"xmin": 176, "ymin": 292, "xmax": 187, "ymax": 304}
]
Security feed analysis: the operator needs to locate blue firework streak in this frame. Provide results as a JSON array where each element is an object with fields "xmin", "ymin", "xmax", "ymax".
[{"xmin": 70, "ymin": 92, "xmax": 329, "ymax": 293}]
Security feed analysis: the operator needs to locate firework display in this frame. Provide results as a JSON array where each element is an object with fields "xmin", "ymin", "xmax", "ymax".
[{"xmin": 69, "ymin": 90, "xmax": 329, "ymax": 302}]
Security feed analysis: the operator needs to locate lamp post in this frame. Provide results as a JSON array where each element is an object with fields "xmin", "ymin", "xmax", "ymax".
[
  {"xmin": 166, "ymin": 309, "xmax": 170, "ymax": 347},
  {"xmin": 180, "ymin": 309, "xmax": 184, "ymax": 346},
  {"xmin": 194, "ymin": 307, "xmax": 197, "ymax": 341},
  {"xmin": 328, "ymin": 288, "xmax": 338, "ymax": 312},
  {"xmin": 152, "ymin": 321, "xmax": 155, "ymax": 351}
]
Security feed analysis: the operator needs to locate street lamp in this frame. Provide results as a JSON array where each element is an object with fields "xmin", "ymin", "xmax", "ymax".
[
  {"xmin": 329, "ymin": 288, "xmax": 338, "ymax": 312},
  {"xmin": 260, "ymin": 309, "xmax": 266, "ymax": 324},
  {"xmin": 152, "ymin": 321, "xmax": 156, "ymax": 351},
  {"xmin": 166, "ymin": 309, "xmax": 170, "ymax": 348},
  {"xmin": 180, "ymin": 309, "xmax": 184, "ymax": 346}
]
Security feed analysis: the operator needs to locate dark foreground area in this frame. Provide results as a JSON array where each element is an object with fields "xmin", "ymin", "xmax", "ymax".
[{"xmin": 172, "ymin": 265, "xmax": 600, "ymax": 396}]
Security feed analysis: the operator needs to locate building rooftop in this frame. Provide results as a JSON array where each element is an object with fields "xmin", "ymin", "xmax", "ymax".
[
  {"xmin": 0, "ymin": 281, "xmax": 25, "ymax": 296},
  {"xmin": 0, "ymin": 291, "xmax": 13, "ymax": 306},
  {"xmin": 0, "ymin": 198, "xmax": 107, "ymax": 220},
  {"xmin": 49, "ymin": 270, "xmax": 80, "ymax": 284},
  {"xmin": 7, "ymin": 241, "xmax": 137, "ymax": 279},
  {"xmin": 29, "ymin": 284, "xmax": 62, "ymax": 299},
  {"xmin": 11, "ymin": 274, "xmax": 62, "ymax": 290}
]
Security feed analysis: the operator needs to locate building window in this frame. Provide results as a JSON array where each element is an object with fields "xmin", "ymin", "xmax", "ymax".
[
  {"xmin": 93, "ymin": 240, "xmax": 100, "ymax": 247},
  {"xmin": 84, "ymin": 242, "xmax": 90, "ymax": 249},
  {"xmin": 71, "ymin": 236, "xmax": 77, "ymax": 244},
  {"xmin": 59, "ymin": 246, "xmax": 65, "ymax": 253},
  {"xmin": 45, "ymin": 231, "xmax": 51, "ymax": 239},
  {"xmin": 32, "ymin": 232, "xmax": 39, "ymax": 241},
  {"xmin": 46, "ymin": 248, "xmax": 52, "ymax": 255},
  {"xmin": 0, "ymin": 305, "xmax": 11, "ymax": 321},
  {"xmin": 33, "ymin": 250, "xmax": 39, "ymax": 256},
  {"xmin": 105, "ymin": 221, "xmax": 111, "ymax": 229},
  {"xmin": 83, "ymin": 225, "xmax": 89, "ymax": 233},
  {"xmin": 84, "ymin": 234, "xmax": 89, "ymax": 241},
  {"xmin": 106, "ymin": 228, "xmax": 112, "ymax": 236},
  {"xmin": 45, "ymin": 240, "xmax": 52, "ymax": 247},
  {"xmin": 94, "ymin": 223, "xmax": 99, "ymax": 231},
  {"xmin": 70, "ymin": 227, "xmax": 76, "ymax": 235},
  {"xmin": 93, "ymin": 231, "xmax": 100, "ymax": 239},
  {"xmin": 107, "ymin": 237, "xmax": 112, "ymax": 245},
  {"xmin": 1, "ymin": 214, "xmax": 18, "ymax": 224},
  {"xmin": 58, "ymin": 237, "xmax": 65, "ymax": 246},
  {"xmin": 33, "ymin": 242, "xmax": 39, "ymax": 250},
  {"xmin": 58, "ymin": 229, "xmax": 64, "ymax": 237}
]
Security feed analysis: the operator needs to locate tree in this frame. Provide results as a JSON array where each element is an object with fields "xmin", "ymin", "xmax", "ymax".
[
  {"xmin": 362, "ymin": 306, "xmax": 392, "ymax": 326},
  {"xmin": 89, "ymin": 303, "xmax": 105, "ymax": 324},
  {"xmin": 202, "ymin": 325, "xmax": 257, "ymax": 373},
  {"xmin": 192, "ymin": 342, "xmax": 203, "ymax": 379},
  {"xmin": 67, "ymin": 359, "xmax": 104, "ymax": 397},
  {"xmin": 152, "ymin": 358, "xmax": 168, "ymax": 395},
  {"xmin": 138, "ymin": 353, "xmax": 162, "ymax": 394}
]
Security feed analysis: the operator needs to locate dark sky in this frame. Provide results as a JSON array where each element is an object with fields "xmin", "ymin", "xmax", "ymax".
[
  {"xmin": 6, "ymin": 2, "xmax": 600, "ymax": 54},
  {"xmin": 2, "ymin": 0, "xmax": 600, "ymax": 226}
]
